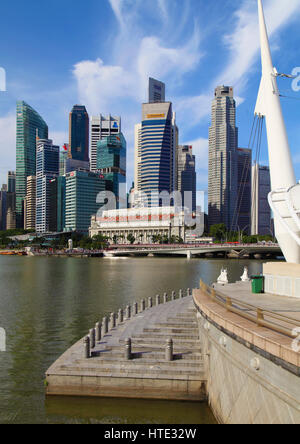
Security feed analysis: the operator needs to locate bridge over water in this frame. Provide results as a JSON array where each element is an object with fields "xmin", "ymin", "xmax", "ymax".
[{"xmin": 103, "ymin": 243, "xmax": 282, "ymax": 259}]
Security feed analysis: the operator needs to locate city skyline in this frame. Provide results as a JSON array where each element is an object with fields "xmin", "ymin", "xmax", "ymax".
[{"xmin": 1, "ymin": 0, "xmax": 300, "ymax": 190}]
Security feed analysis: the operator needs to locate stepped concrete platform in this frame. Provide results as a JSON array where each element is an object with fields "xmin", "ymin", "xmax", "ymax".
[{"xmin": 46, "ymin": 296, "xmax": 206, "ymax": 401}]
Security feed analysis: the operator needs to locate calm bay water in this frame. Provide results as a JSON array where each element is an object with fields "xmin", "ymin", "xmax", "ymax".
[{"xmin": 0, "ymin": 256, "xmax": 263, "ymax": 424}]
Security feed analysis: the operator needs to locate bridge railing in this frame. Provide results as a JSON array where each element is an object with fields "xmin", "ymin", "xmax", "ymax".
[{"xmin": 199, "ymin": 280, "xmax": 299, "ymax": 339}]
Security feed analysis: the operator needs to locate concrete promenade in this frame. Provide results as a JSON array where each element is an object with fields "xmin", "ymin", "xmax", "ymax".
[
  {"xmin": 46, "ymin": 292, "xmax": 206, "ymax": 401},
  {"xmin": 194, "ymin": 281, "xmax": 300, "ymax": 424}
]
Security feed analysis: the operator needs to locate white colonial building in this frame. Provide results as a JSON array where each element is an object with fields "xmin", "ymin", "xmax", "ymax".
[{"xmin": 89, "ymin": 207, "xmax": 185, "ymax": 244}]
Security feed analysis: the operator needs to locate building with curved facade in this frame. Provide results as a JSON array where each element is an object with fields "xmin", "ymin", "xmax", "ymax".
[{"xmin": 16, "ymin": 101, "xmax": 48, "ymax": 227}]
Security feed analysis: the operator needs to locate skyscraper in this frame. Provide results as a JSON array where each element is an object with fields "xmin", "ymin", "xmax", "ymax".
[
  {"xmin": 96, "ymin": 133, "xmax": 126, "ymax": 207},
  {"xmin": 49, "ymin": 176, "xmax": 66, "ymax": 233},
  {"xmin": 251, "ymin": 164, "xmax": 272, "ymax": 236},
  {"xmin": 69, "ymin": 105, "xmax": 89, "ymax": 162},
  {"xmin": 24, "ymin": 176, "xmax": 36, "ymax": 231},
  {"xmin": 140, "ymin": 102, "xmax": 176, "ymax": 206},
  {"xmin": 134, "ymin": 123, "xmax": 142, "ymax": 193},
  {"xmin": 7, "ymin": 171, "xmax": 16, "ymax": 193},
  {"xmin": 208, "ymin": 86, "xmax": 238, "ymax": 230},
  {"xmin": 0, "ymin": 187, "xmax": 7, "ymax": 231},
  {"xmin": 6, "ymin": 171, "xmax": 16, "ymax": 229},
  {"xmin": 177, "ymin": 145, "xmax": 196, "ymax": 212},
  {"xmin": 236, "ymin": 148, "xmax": 252, "ymax": 234},
  {"xmin": 36, "ymin": 139, "xmax": 59, "ymax": 233},
  {"xmin": 16, "ymin": 101, "xmax": 48, "ymax": 227},
  {"xmin": 149, "ymin": 78, "xmax": 166, "ymax": 103},
  {"xmin": 65, "ymin": 170, "xmax": 106, "ymax": 233},
  {"xmin": 90, "ymin": 115, "xmax": 121, "ymax": 172},
  {"xmin": 59, "ymin": 146, "xmax": 68, "ymax": 176}
]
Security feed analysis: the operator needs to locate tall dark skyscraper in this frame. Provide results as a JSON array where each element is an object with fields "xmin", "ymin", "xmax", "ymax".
[
  {"xmin": 16, "ymin": 101, "xmax": 48, "ymax": 228},
  {"xmin": 236, "ymin": 148, "xmax": 252, "ymax": 234},
  {"xmin": 177, "ymin": 145, "xmax": 196, "ymax": 212},
  {"xmin": 208, "ymin": 86, "xmax": 238, "ymax": 231},
  {"xmin": 148, "ymin": 78, "xmax": 166, "ymax": 103},
  {"xmin": 69, "ymin": 105, "xmax": 89, "ymax": 162}
]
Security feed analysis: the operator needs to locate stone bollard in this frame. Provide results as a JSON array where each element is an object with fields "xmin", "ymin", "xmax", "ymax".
[
  {"xmin": 89, "ymin": 328, "xmax": 96, "ymax": 349},
  {"xmin": 172, "ymin": 291, "xmax": 176, "ymax": 301},
  {"xmin": 148, "ymin": 297, "xmax": 153, "ymax": 309},
  {"xmin": 166, "ymin": 338, "xmax": 174, "ymax": 362},
  {"xmin": 140, "ymin": 299, "xmax": 146, "ymax": 312},
  {"xmin": 110, "ymin": 312, "xmax": 116, "ymax": 330},
  {"xmin": 163, "ymin": 293, "xmax": 168, "ymax": 304},
  {"xmin": 117, "ymin": 309, "xmax": 124, "ymax": 325},
  {"xmin": 126, "ymin": 305, "xmax": 131, "ymax": 320},
  {"xmin": 102, "ymin": 316, "xmax": 109, "ymax": 336},
  {"xmin": 125, "ymin": 338, "xmax": 132, "ymax": 360},
  {"xmin": 133, "ymin": 302, "xmax": 138, "ymax": 316},
  {"xmin": 156, "ymin": 294, "xmax": 161, "ymax": 306},
  {"xmin": 95, "ymin": 322, "xmax": 102, "ymax": 343},
  {"xmin": 179, "ymin": 289, "xmax": 183, "ymax": 299},
  {"xmin": 84, "ymin": 336, "xmax": 90, "ymax": 359}
]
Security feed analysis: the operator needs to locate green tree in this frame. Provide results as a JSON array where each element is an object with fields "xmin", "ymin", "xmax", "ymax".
[
  {"xmin": 209, "ymin": 223, "xmax": 227, "ymax": 242},
  {"xmin": 127, "ymin": 234, "xmax": 135, "ymax": 245}
]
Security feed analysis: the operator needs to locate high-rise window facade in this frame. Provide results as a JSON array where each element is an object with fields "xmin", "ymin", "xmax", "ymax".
[
  {"xmin": 65, "ymin": 170, "xmax": 106, "ymax": 233},
  {"xmin": 90, "ymin": 115, "xmax": 121, "ymax": 172},
  {"xmin": 97, "ymin": 133, "xmax": 126, "ymax": 207},
  {"xmin": 16, "ymin": 101, "xmax": 48, "ymax": 227},
  {"xmin": 69, "ymin": 105, "xmax": 89, "ymax": 162},
  {"xmin": 140, "ymin": 102, "xmax": 176, "ymax": 206},
  {"xmin": 236, "ymin": 148, "xmax": 252, "ymax": 234},
  {"xmin": 251, "ymin": 164, "xmax": 272, "ymax": 236},
  {"xmin": 148, "ymin": 78, "xmax": 166, "ymax": 103},
  {"xmin": 208, "ymin": 86, "xmax": 238, "ymax": 230},
  {"xmin": 177, "ymin": 145, "xmax": 196, "ymax": 212},
  {"xmin": 36, "ymin": 139, "xmax": 59, "ymax": 233}
]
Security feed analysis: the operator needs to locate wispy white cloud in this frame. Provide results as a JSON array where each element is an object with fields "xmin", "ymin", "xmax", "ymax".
[
  {"xmin": 217, "ymin": 0, "xmax": 300, "ymax": 92},
  {"xmin": 71, "ymin": 0, "xmax": 300, "ymax": 186}
]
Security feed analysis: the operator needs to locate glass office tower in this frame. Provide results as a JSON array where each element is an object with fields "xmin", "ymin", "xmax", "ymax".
[
  {"xmin": 140, "ymin": 102, "xmax": 176, "ymax": 207},
  {"xmin": 49, "ymin": 176, "xmax": 66, "ymax": 233},
  {"xmin": 16, "ymin": 101, "xmax": 48, "ymax": 227},
  {"xmin": 65, "ymin": 170, "xmax": 106, "ymax": 233},
  {"xmin": 69, "ymin": 105, "xmax": 89, "ymax": 162},
  {"xmin": 97, "ymin": 133, "xmax": 126, "ymax": 207},
  {"xmin": 36, "ymin": 139, "xmax": 59, "ymax": 233}
]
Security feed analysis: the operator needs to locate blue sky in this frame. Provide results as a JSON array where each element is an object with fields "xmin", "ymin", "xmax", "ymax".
[{"xmin": 1, "ymin": 0, "xmax": 300, "ymax": 191}]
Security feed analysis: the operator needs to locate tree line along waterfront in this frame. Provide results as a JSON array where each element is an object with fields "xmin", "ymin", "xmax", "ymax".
[{"xmin": 0, "ymin": 224, "xmax": 275, "ymax": 252}]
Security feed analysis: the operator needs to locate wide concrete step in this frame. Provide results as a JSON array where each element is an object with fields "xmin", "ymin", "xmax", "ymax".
[
  {"xmin": 143, "ymin": 327, "xmax": 199, "ymax": 334},
  {"xmin": 99, "ymin": 346, "xmax": 203, "ymax": 358},
  {"xmin": 166, "ymin": 317, "xmax": 197, "ymax": 323},
  {"xmin": 136, "ymin": 333, "xmax": 199, "ymax": 340},
  {"xmin": 118, "ymin": 338, "xmax": 201, "ymax": 347},
  {"xmin": 102, "ymin": 344, "xmax": 202, "ymax": 354},
  {"xmin": 59, "ymin": 363, "xmax": 204, "ymax": 378},
  {"xmin": 76, "ymin": 356, "xmax": 202, "ymax": 368},
  {"xmin": 155, "ymin": 322, "xmax": 198, "ymax": 328}
]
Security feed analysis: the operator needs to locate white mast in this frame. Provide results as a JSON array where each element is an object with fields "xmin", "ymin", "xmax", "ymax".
[{"xmin": 255, "ymin": 0, "xmax": 300, "ymax": 264}]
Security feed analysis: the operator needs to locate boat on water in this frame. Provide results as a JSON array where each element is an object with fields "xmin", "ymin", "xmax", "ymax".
[{"xmin": 0, "ymin": 251, "xmax": 27, "ymax": 256}]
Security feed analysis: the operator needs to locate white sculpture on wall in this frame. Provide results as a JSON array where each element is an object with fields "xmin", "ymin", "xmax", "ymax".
[
  {"xmin": 217, "ymin": 269, "xmax": 228, "ymax": 286},
  {"xmin": 241, "ymin": 267, "xmax": 250, "ymax": 282}
]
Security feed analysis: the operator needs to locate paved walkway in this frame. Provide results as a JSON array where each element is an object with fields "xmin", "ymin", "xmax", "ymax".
[
  {"xmin": 46, "ymin": 295, "xmax": 206, "ymax": 401},
  {"xmin": 215, "ymin": 282, "xmax": 300, "ymax": 320}
]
